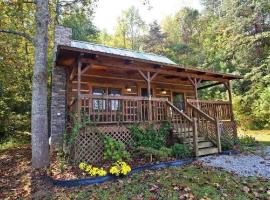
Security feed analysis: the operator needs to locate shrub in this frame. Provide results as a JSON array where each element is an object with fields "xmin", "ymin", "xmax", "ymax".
[
  {"xmin": 103, "ymin": 137, "xmax": 130, "ymax": 161},
  {"xmin": 239, "ymin": 135, "xmax": 257, "ymax": 146},
  {"xmin": 137, "ymin": 146, "xmax": 172, "ymax": 160},
  {"xmin": 159, "ymin": 147, "xmax": 173, "ymax": 158},
  {"xmin": 221, "ymin": 135, "xmax": 238, "ymax": 151},
  {"xmin": 171, "ymin": 144, "xmax": 191, "ymax": 158},
  {"xmin": 130, "ymin": 122, "xmax": 171, "ymax": 150}
]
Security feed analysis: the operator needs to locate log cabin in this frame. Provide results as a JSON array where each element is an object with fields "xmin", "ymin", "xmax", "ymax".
[{"xmin": 51, "ymin": 26, "xmax": 241, "ymax": 162}]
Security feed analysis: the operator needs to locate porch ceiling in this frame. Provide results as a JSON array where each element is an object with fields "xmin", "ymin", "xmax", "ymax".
[{"xmin": 56, "ymin": 46, "xmax": 242, "ymax": 82}]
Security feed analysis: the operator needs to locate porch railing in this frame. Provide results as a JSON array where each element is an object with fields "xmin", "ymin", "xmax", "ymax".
[
  {"xmin": 187, "ymin": 102, "xmax": 222, "ymax": 153},
  {"xmin": 187, "ymin": 99, "xmax": 233, "ymax": 120},
  {"xmin": 73, "ymin": 95, "xmax": 169, "ymax": 124}
]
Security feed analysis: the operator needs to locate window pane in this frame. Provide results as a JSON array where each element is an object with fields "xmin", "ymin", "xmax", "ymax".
[
  {"xmin": 93, "ymin": 88, "xmax": 106, "ymax": 95},
  {"xmin": 108, "ymin": 88, "xmax": 121, "ymax": 96},
  {"xmin": 109, "ymin": 88, "xmax": 121, "ymax": 111},
  {"xmin": 92, "ymin": 88, "xmax": 106, "ymax": 110}
]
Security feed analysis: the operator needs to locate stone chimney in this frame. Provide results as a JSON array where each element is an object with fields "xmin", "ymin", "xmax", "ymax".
[
  {"xmin": 54, "ymin": 25, "xmax": 72, "ymax": 47},
  {"xmin": 50, "ymin": 26, "xmax": 72, "ymax": 148}
]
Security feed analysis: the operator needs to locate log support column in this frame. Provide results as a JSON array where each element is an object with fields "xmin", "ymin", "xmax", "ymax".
[
  {"xmin": 188, "ymin": 77, "xmax": 202, "ymax": 100},
  {"xmin": 138, "ymin": 69, "xmax": 158, "ymax": 121},
  {"xmin": 77, "ymin": 54, "xmax": 83, "ymax": 122},
  {"xmin": 224, "ymin": 81, "xmax": 234, "ymax": 121}
]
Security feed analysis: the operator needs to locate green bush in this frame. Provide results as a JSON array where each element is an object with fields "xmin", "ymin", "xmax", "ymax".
[
  {"xmin": 221, "ymin": 135, "xmax": 238, "ymax": 151},
  {"xmin": 238, "ymin": 135, "xmax": 257, "ymax": 147},
  {"xmin": 103, "ymin": 137, "xmax": 130, "ymax": 161},
  {"xmin": 130, "ymin": 122, "xmax": 171, "ymax": 150},
  {"xmin": 136, "ymin": 146, "xmax": 172, "ymax": 160},
  {"xmin": 171, "ymin": 143, "xmax": 191, "ymax": 158}
]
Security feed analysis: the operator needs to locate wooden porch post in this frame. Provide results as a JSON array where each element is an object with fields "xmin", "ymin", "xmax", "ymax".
[
  {"xmin": 188, "ymin": 77, "xmax": 202, "ymax": 100},
  {"xmin": 224, "ymin": 81, "xmax": 234, "ymax": 121},
  {"xmin": 77, "ymin": 58, "xmax": 82, "ymax": 122},
  {"xmin": 147, "ymin": 72, "xmax": 152, "ymax": 121},
  {"xmin": 138, "ymin": 70, "xmax": 158, "ymax": 121}
]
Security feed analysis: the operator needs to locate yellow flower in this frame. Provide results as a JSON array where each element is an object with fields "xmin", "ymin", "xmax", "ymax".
[
  {"xmin": 109, "ymin": 166, "xmax": 120, "ymax": 176},
  {"xmin": 89, "ymin": 167, "xmax": 99, "ymax": 176},
  {"xmin": 85, "ymin": 165, "xmax": 92, "ymax": 173},
  {"xmin": 79, "ymin": 162, "xmax": 87, "ymax": 170},
  {"xmin": 109, "ymin": 161, "xmax": 132, "ymax": 176},
  {"xmin": 121, "ymin": 164, "xmax": 131, "ymax": 175},
  {"xmin": 98, "ymin": 168, "xmax": 107, "ymax": 176}
]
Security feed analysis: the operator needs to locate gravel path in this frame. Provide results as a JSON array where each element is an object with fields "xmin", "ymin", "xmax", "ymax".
[{"xmin": 199, "ymin": 147, "xmax": 270, "ymax": 178}]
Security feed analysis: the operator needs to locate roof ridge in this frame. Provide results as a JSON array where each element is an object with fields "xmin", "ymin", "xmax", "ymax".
[{"xmin": 71, "ymin": 40, "xmax": 172, "ymax": 60}]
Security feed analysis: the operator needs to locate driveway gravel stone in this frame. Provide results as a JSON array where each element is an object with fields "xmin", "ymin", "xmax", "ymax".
[{"xmin": 199, "ymin": 147, "xmax": 270, "ymax": 178}]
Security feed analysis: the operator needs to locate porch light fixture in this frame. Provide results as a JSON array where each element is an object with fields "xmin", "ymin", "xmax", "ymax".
[
  {"xmin": 126, "ymin": 87, "xmax": 132, "ymax": 92},
  {"xmin": 161, "ymin": 89, "xmax": 167, "ymax": 95}
]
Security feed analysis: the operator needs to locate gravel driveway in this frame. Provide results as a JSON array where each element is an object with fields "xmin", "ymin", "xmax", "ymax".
[{"xmin": 199, "ymin": 147, "xmax": 270, "ymax": 178}]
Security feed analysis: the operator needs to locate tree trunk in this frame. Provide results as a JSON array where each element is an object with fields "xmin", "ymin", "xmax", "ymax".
[{"xmin": 31, "ymin": 0, "xmax": 49, "ymax": 168}]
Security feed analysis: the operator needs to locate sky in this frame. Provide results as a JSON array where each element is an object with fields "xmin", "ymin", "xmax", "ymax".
[{"xmin": 93, "ymin": 0, "xmax": 203, "ymax": 33}]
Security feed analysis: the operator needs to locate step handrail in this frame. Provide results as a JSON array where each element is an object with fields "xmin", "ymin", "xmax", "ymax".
[
  {"xmin": 187, "ymin": 102, "xmax": 221, "ymax": 153},
  {"xmin": 187, "ymin": 102, "xmax": 215, "ymax": 122},
  {"xmin": 165, "ymin": 100, "xmax": 193, "ymax": 123},
  {"xmin": 166, "ymin": 100, "xmax": 199, "ymax": 156}
]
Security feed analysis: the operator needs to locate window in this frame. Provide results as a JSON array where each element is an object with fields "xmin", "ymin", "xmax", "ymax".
[
  {"xmin": 92, "ymin": 87, "xmax": 122, "ymax": 111},
  {"xmin": 108, "ymin": 88, "xmax": 121, "ymax": 111},
  {"xmin": 92, "ymin": 88, "xmax": 106, "ymax": 110}
]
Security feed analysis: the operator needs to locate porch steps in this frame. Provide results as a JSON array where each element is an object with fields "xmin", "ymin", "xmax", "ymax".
[
  {"xmin": 183, "ymin": 136, "xmax": 207, "ymax": 144},
  {"xmin": 198, "ymin": 147, "xmax": 219, "ymax": 156},
  {"xmin": 173, "ymin": 131, "xmax": 219, "ymax": 157},
  {"xmin": 198, "ymin": 141, "xmax": 214, "ymax": 149}
]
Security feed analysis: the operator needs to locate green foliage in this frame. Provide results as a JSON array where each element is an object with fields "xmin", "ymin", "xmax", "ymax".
[
  {"xmin": 221, "ymin": 135, "xmax": 238, "ymax": 151},
  {"xmin": 171, "ymin": 143, "xmax": 191, "ymax": 158},
  {"xmin": 238, "ymin": 135, "xmax": 258, "ymax": 147},
  {"xmin": 100, "ymin": 6, "xmax": 145, "ymax": 50},
  {"xmin": 103, "ymin": 137, "xmax": 130, "ymax": 161},
  {"xmin": 62, "ymin": 113, "xmax": 95, "ymax": 158},
  {"xmin": 61, "ymin": 11, "xmax": 99, "ymax": 42},
  {"xmin": 137, "ymin": 146, "xmax": 172, "ymax": 159},
  {"xmin": 130, "ymin": 122, "xmax": 171, "ymax": 150}
]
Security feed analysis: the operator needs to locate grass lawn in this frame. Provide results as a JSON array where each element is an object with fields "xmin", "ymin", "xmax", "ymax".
[
  {"xmin": 48, "ymin": 164, "xmax": 270, "ymax": 200},
  {"xmin": 1, "ymin": 130, "xmax": 270, "ymax": 199},
  {"xmin": 1, "ymin": 146, "xmax": 270, "ymax": 200},
  {"xmin": 239, "ymin": 129, "xmax": 270, "ymax": 146},
  {"xmin": 0, "ymin": 131, "xmax": 31, "ymax": 150}
]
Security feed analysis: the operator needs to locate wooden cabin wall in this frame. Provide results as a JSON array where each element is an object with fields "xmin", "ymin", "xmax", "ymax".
[{"xmin": 66, "ymin": 65, "xmax": 196, "ymax": 110}]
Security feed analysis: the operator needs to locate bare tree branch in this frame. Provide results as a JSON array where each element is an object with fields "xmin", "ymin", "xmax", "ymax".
[{"xmin": 0, "ymin": 29, "xmax": 34, "ymax": 44}]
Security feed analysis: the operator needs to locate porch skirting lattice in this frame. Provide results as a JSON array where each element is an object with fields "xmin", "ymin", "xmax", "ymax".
[
  {"xmin": 74, "ymin": 123, "xmax": 163, "ymax": 163},
  {"xmin": 75, "ymin": 125, "xmax": 132, "ymax": 163}
]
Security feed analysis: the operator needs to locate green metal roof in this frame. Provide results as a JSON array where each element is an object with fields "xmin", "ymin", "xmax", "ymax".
[{"xmin": 70, "ymin": 40, "xmax": 177, "ymax": 66}]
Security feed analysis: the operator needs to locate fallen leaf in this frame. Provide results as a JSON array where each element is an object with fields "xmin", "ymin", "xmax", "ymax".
[
  {"xmin": 149, "ymin": 184, "xmax": 159, "ymax": 193},
  {"xmin": 242, "ymin": 186, "xmax": 250, "ymax": 194}
]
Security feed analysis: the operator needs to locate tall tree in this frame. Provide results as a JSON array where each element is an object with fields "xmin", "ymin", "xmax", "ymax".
[
  {"xmin": 113, "ymin": 6, "xmax": 145, "ymax": 50},
  {"xmin": 0, "ymin": 0, "xmax": 99, "ymax": 168},
  {"xmin": 142, "ymin": 21, "xmax": 167, "ymax": 55},
  {"xmin": 31, "ymin": 0, "xmax": 50, "ymax": 168},
  {"xmin": 61, "ymin": 11, "xmax": 98, "ymax": 42}
]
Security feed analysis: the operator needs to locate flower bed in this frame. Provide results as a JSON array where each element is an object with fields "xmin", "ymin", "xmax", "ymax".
[{"xmin": 49, "ymin": 159, "xmax": 194, "ymax": 187}]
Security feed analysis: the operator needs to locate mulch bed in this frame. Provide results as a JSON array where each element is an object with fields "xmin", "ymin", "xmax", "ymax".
[
  {"xmin": 0, "ymin": 145, "xmax": 58, "ymax": 200},
  {"xmin": 49, "ymin": 151, "xmax": 179, "ymax": 180}
]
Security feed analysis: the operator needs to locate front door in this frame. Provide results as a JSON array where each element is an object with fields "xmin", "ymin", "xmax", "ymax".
[
  {"xmin": 141, "ymin": 88, "xmax": 152, "ymax": 97},
  {"xmin": 173, "ymin": 92, "xmax": 185, "ymax": 111}
]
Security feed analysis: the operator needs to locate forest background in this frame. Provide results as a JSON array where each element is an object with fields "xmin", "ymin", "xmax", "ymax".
[{"xmin": 0, "ymin": 0, "xmax": 269, "ymax": 145}]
